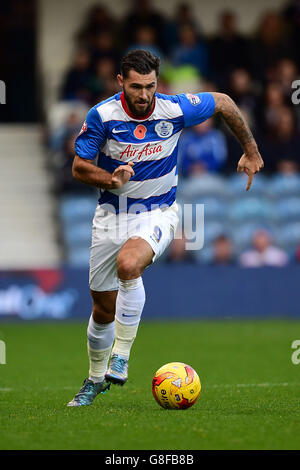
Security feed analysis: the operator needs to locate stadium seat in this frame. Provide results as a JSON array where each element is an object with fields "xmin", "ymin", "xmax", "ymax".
[
  {"xmin": 228, "ymin": 173, "xmax": 268, "ymax": 197},
  {"xmin": 60, "ymin": 195, "xmax": 96, "ymax": 223},
  {"xmin": 193, "ymin": 244, "xmax": 214, "ymax": 265},
  {"xmin": 233, "ymin": 222, "xmax": 276, "ymax": 253},
  {"xmin": 47, "ymin": 101, "xmax": 89, "ymax": 135},
  {"xmin": 276, "ymin": 222, "xmax": 300, "ymax": 250},
  {"xmin": 194, "ymin": 197, "xmax": 228, "ymax": 220},
  {"xmin": 68, "ymin": 246, "xmax": 90, "ymax": 266},
  {"xmin": 178, "ymin": 173, "xmax": 230, "ymax": 201},
  {"xmin": 64, "ymin": 222, "xmax": 92, "ymax": 247},
  {"xmin": 228, "ymin": 197, "xmax": 275, "ymax": 223},
  {"xmin": 267, "ymin": 174, "xmax": 300, "ymax": 198},
  {"xmin": 276, "ymin": 197, "xmax": 300, "ymax": 222},
  {"xmin": 204, "ymin": 221, "xmax": 227, "ymax": 244}
]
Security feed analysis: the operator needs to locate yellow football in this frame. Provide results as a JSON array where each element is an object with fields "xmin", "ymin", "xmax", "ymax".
[{"xmin": 152, "ymin": 362, "xmax": 201, "ymax": 409}]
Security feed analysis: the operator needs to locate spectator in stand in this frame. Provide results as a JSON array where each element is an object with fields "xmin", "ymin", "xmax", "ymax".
[
  {"xmin": 256, "ymin": 82, "xmax": 287, "ymax": 132},
  {"xmin": 249, "ymin": 12, "xmax": 293, "ymax": 82},
  {"xmin": 258, "ymin": 106, "xmax": 300, "ymax": 172},
  {"xmin": 178, "ymin": 118, "xmax": 227, "ymax": 176},
  {"xmin": 90, "ymin": 30, "xmax": 120, "ymax": 69},
  {"xmin": 53, "ymin": 132, "xmax": 95, "ymax": 194},
  {"xmin": 49, "ymin": 111, "xmax": 82, "ymax": 152},
  {"xmin": 277, "ymin": 158, "xmax": 298, "ymax": 175},
  {"xmin": 166, "ymin": 236, "xmax": 195, "ymax": 263},
  {"xmin": 163, "ymin": 2, "xmax": 201, "ymax": 55},
  {"xmin": 75, "ymin": 5, "xmax": 117, "ymax": 49},
  {"xmin": 126, "ymin": 25, "xmax": 164, "ymax": 60},
  {"xmin": 171, "ymin": 24, "xmax": 209, "ymax": 77},
  {"xmin": 61, "ymin": 49, "xmax": 92, "ymax": 103},
  {"xmin": 210, "ymin": 10, "xmax": 249, "ymax": 87},
  {"xmin": 211, "ymin": 235, "xmax": 235, "ymax": 266},
  {"xmin": 276, "ymin": 58, "xmax": 299, "ymax": 99},
  {"xmin": 239, "ymin": 229, "xmax": 289, "ymax": 267},
  {"xmin": 88, "ymin": 57, "xmax": 119, "ymax": 104},
  {"xmin": 227, "ymin": 68, "xmax": 257, "ymax": 125},
  {"xmin": 275, "ymin": 59, "xmax": 300, "ymax": 129},
  {"xmin": 295, "ymin": 243, "xmax": 300, "ymax": 263},
  {"xmin": 282, "ymin": 0, "xmax": 300, "ymax": 65},
  {"xmin": 122, "ymin": 0, "xmax": 166, "ymax": 52}
]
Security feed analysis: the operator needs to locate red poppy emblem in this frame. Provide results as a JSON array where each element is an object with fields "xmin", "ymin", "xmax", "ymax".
[{"xmin": 134, "ymin": 124, "xmax": 147, "ymax": 140}]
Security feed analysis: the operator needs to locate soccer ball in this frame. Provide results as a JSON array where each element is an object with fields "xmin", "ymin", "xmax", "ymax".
[{"xmin": 152, "ymin": 362, "xmax": 201, "ymax": 409}]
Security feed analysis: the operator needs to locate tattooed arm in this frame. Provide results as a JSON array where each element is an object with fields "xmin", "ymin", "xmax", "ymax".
[{"xmin": 211, "ymin": 92, "xmax": 264, "ymax": 191}]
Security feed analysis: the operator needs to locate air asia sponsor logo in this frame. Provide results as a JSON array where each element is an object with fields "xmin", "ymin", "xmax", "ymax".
[
  {"xmin": 134, "ymin": 124, "xmax": 147, "ymax": 139},
  {"xmin": 78, "ymin": 120, "xmax": 87, "ymax": 136},
  {"xmin": 155, "ymin": 121, "xmax": 173, "ymax": 138},
  {"xmin": 120, "ymin": 143, "xmax": 162, "ymax": 160},
  {"xmin": 185, "ymin": 93, "xmax": 201, "ymax": 105}
]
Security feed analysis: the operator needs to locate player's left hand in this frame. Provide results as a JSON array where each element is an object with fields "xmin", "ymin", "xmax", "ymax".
[{"xmin": 237, "ymin": 150, "xmax": 264, "ymax": 191}]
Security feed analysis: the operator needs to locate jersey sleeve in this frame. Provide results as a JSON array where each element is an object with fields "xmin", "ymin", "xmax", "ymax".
[
  {"xmin": 177, "ymin": 92, "xmax": 215, "ymax": 128},
  {"xmin": 75, "ymin": 107, "xmax": 106, "ymax": 160}
]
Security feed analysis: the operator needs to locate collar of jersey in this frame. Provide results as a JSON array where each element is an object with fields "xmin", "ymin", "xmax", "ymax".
[{"xmin": 120, "ymin": 91, "xmax": 156, "ymax": 121}]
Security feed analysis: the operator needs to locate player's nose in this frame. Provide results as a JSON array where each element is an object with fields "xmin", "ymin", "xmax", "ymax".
[{"xmin": 139, "ymin": 89, "xmax": 148, "ymax": 101}]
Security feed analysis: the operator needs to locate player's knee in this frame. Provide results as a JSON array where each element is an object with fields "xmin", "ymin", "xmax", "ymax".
[
  {"xmin": 92, "ymin": 302, "xmax": 114, "ymax": 324},
  {"xmin": 117, "ymin": 255, "xmax": 141, "ymax": 280}
]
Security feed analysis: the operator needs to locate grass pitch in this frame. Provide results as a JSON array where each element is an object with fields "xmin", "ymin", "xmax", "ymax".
[{"xmin": 0, "ymin": 320, "xmax": 300, "ymax": 450}]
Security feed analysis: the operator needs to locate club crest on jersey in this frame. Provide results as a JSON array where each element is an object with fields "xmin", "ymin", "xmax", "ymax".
[
  {"xmin": 78, "ymin": 120, "xmax": 87, "ymax": 135},
  {"xmin": 134, "ymin": 124, "xmax": 147, "ymax": 140},
  {"xmin": 186, "ymin": 93, "xmax": 201, "ymax": 106},
  {"xmin": 155, "ymin": 120, "xmax": 173, "ymax": 138}
]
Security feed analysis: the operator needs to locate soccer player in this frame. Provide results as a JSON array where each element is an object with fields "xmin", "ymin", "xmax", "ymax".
[{"xmin": 67, "ymin": 50, "xmax": 263, "ymax": 406}]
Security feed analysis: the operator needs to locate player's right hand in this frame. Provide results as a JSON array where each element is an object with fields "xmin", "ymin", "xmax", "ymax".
[
  {"xmin": 111, "ymin": 162, "xmax": 135, "ymax": 189},
  {"xmin": 237, "ymin": 151, "xmax": 264, "ymax": 191}
]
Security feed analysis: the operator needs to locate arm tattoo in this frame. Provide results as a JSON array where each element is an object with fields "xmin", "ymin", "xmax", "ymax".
[{"xmin": 212, "ymin": 92, "xmax": 256, "ymax": 149}]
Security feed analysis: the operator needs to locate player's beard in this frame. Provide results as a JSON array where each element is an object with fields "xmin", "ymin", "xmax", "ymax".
[{"xmin": 123, "ymin": 88, "xmax": 155, "ymax": 117}]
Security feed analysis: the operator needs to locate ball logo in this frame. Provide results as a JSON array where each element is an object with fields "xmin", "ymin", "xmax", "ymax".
[
  {"xmin": 134, "ymin": 124, "xmax": 147, "ymax": 140},
  {"xmin": 155, "ymin": 121, "xmax": 173, "ymax": 138}
]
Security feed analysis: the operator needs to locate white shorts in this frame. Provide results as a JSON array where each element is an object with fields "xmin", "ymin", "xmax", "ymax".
[{"xmin": 89, "ymin": 202, "xmax": 179, "ymax": 292}]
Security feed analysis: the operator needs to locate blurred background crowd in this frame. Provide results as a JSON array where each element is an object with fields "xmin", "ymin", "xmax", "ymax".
[{"xmin": 1, "ymin": 0, "xmax": 300, "ymax": 269}]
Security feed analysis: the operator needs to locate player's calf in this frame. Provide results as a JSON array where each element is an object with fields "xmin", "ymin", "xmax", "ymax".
[{"xmin": 106, "ymin": 277, "xmax": 145, "ymax": 385}]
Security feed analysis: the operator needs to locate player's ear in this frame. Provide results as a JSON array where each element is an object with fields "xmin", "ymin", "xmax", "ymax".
[{"xmin": 117, "ymin": 74, "xmax": 123, "ymax": 88}]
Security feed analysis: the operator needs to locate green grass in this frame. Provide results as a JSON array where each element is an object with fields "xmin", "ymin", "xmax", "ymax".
[{"xmin": 0, "ymin": 320, "xmax": 300, "ymax": 450}]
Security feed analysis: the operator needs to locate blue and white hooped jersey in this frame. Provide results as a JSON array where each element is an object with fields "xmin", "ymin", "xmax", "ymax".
[{"xmin": 75, "ymin": 91, "xmax": 215, "ymax": 213}]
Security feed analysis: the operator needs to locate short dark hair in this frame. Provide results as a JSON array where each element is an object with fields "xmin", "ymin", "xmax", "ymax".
[{"xmin": 120, "ymin": 49, "xmax": 160, "ymax": 79}]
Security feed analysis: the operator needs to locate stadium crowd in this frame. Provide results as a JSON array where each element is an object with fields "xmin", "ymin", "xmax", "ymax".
[{"xmin": 47, "ymin": 0, "xmax": 300, "ymax": 267}]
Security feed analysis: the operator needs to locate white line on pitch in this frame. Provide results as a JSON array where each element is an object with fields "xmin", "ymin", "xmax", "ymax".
[
  {"xmin": 0, "ymin": 383, "xmax": 299, "ymax": 393},
  {"xmin": 206, "ymin": 383, "xmax": 300, "ymax": 389}
]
